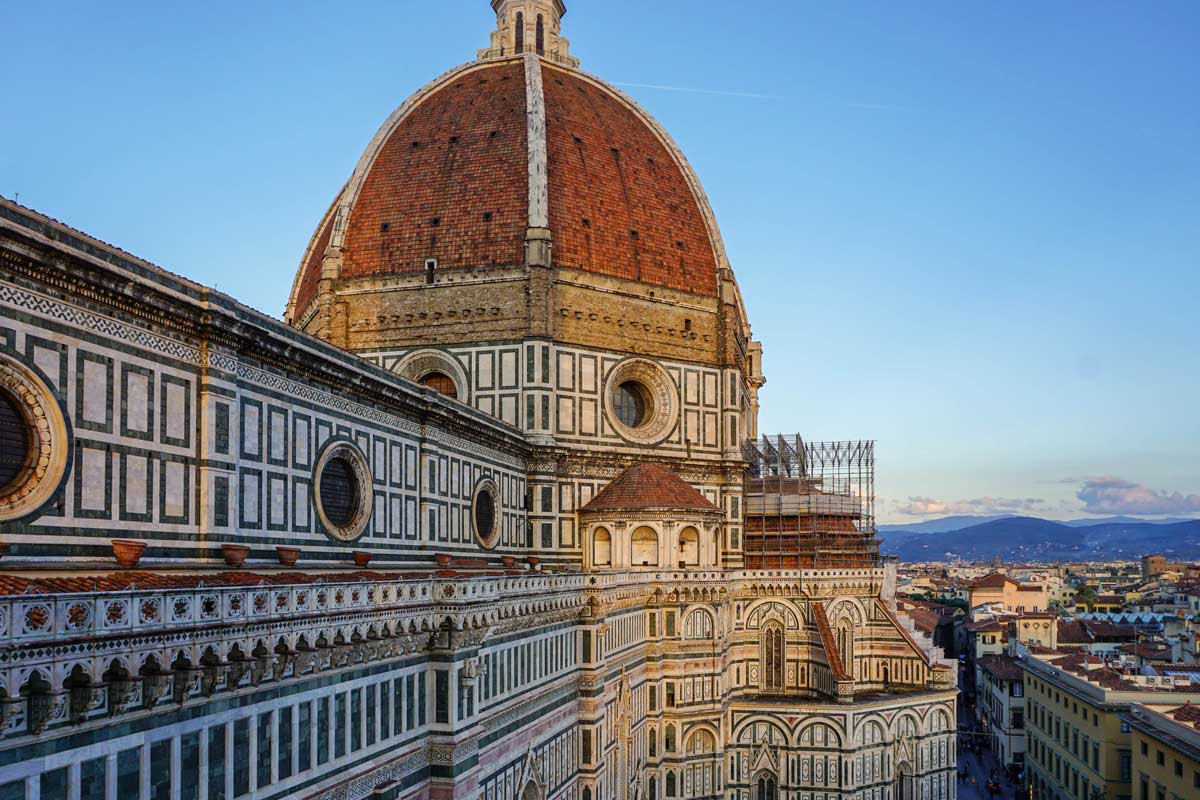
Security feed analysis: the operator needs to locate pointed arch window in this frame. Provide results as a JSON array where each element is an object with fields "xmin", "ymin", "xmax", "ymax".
[
  {"xmin": 756, "ymin": 773, "xmax": 777, "ymax": 800},
  {"xmin": 761, "ymin": 623, "xmax": 784, "ymax": 693},
  {"xmin": 837, "ymin": 621, "xmax": 854, "ymax": 668},
  {"xmin": 536, "ymin": 14, "xmax": 545, "ymax": 55},
  {"xmin": 515, "ymin": 12, "xmax": 525, "ymax": 53}
]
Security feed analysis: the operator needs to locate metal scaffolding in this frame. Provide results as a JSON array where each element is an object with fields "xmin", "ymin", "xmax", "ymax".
[{"xmin": 743, "ymin": 435, "xmax": 878, "ymax": 569}]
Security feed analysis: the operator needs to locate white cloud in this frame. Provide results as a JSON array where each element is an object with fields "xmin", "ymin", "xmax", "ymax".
[
  {"xmin": 892, "ymin": 495, "xmax": 1045, "ymax": 517},
  {"xmin": 1076, "ymin": 476, "xmax": 1200, "ymax": 515}
]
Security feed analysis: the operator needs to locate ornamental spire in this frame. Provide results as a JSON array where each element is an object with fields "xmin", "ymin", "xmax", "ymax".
[{"xmin": 478, "ymin": 0, "xmax": 579, "ymax": 68}]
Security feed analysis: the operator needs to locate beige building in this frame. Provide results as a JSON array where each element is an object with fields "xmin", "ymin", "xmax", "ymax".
[
  {"xmin": 1022, "ymin": 651, "xmax": 1200, "ymax": 800},
  {"xmin": 969, "ymin": 573, "xmax": 1049, "ymax": 613},
  {"xmin": 977, "ymin": 655, "xmax": 1026, "ymax": 767},
  {"xmin": 1126, "ymin": 703, "xmax": 1200, "ymax": 800}
]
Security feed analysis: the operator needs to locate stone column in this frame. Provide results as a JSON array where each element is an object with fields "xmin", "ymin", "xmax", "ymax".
[
  {"xmin": 292, "ymin": 702, "xmax": 301, "ymax": 776},
  {"xmin": 247, "ymin": 714, "xmax": 257, "ymax": 790},
  {"xmin": 104, "ymin": 753, "xmax": 117, "ymax": 800},
  {"xmin": 225, "ymin": 722, "xmax": 234, "ymax": 800},
  {"xmin": 198, "ymin": 725, "xmax": 208, "ymax": 800},
  {"xmin": 67, "ymin": 762, "xmax": 80, "ymax": 800},
  {"xmin": 170, "ymin": 736, "xmax": 180, "ymax": 800},
  {"xmin": 309, "ymin": 699, "xmax": 319, "ymax": 769}
]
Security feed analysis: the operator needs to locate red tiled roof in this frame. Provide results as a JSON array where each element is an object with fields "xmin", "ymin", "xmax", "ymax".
[
  {"xmin": 813, "ymin": 602, "xmax": 849, "ymax": 680},
  {"xmin": 581, "ymin": 462, "xmax": 720, "ymax": 513},
  {"xmin": 1167, "ymin": 702, "xmax": 1200, "ymax": 728},
  {"xmin": 978, "ymin": 655, "xmax": 1024, "ymax": 682},
  {"xmin": 289, "ymin": 59, "xmax": 724, "ymax": 322},
  {"xmin": 543, "ymin": 66, "xmax": 718, "ymax": 295},
  {"xmin": 972, "ymin": 573, "xmax": 1018, "ymax": 589},
  {"xmin": 903, "ymin": 607, "xmax": 942, "ymax": 635},
  {"xmin": 340, "ymin": 61, "xmax": 530, "ymax": 281}
]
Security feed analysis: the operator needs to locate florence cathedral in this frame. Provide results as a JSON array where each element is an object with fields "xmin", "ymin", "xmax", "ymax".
[{"xmin": 0, "ymin": 3, "xmax": 957, "ymax": 799}]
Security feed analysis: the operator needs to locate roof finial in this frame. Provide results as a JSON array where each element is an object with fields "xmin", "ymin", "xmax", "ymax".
[{"xmin": 478, "ymin": 0, "xmax": 579, "ymax": 68}]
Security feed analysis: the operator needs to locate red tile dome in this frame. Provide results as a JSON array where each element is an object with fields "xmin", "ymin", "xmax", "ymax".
[{"xmin": 285, "ymin": 55, "xmax": 730, "ymax": 324}]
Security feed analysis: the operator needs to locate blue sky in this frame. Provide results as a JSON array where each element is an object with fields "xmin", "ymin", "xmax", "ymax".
[{"xmin": 3, "ymin": 1, "xmax": 1197, "ymax": 522}]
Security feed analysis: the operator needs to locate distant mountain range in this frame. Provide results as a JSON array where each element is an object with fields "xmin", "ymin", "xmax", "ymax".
[{"xmin": 878, "ymin": 515, "xmax": 1200, "ymax": 563}]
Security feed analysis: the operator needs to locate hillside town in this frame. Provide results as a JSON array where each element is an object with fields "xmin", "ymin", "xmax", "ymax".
[{"xmin": 896, "ymin": 554, "xmax": 1200, "ymax": 799}]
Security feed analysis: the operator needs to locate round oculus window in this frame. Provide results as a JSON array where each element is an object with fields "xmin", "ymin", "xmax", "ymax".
[
  {"xmin": 0, "ymin": 356, "xmax": 71, "ymax": 523},
  {"xmin": 0, "ymin": 389, "xmax": 31, "ymax": 494},
  {"xmin": 613, "ymin": 381, "xmax": 651, "ymax": 429},
  {"xmin": 472, "ymin": 478, "xmax": 501, "ymax": 548},
  {"xmin": 313, "ymin": 441, "xmax": 372, "ymax": 542},
  {"xmin": 603, "ymin": 359, "xmax": 679, "ymax": 446},
  {"xmin": 318, "ymin": 456, "xmax": 358, "ymax": 527},
  {"xmin": 418, "ymin": 371, "xmax": 458, "ymax": 400}
]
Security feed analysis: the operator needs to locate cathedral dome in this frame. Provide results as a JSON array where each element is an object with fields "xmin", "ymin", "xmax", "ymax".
[{"xmin": 285, "ymin": 5, "xmax": 731, "ymax": 326}]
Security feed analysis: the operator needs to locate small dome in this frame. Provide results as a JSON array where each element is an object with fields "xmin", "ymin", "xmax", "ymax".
[{"xmin": 286, "ymin": 54, "xmax": 729, "ymax": 324}]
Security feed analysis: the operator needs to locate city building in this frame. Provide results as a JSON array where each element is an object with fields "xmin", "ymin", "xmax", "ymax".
[
  {"xmin": 976, "ymin": 656, "xmax": 1026, "ymax": 768},
  {"xmin": 1125, "ymin": 702, "xmax": 1200, "ymax": 800},
  {"xmin": 1022, "ymin": 650, "xmax": 1200, "ymax": 800},
  {"xmin": 968, "ymin": 574, "xmax": 1049, "ymax": 614},
  {"xmin": 1143, "ymin": 555, "xmax": 1169, "ymax": 581},
  {"xmin": 0, "ymin": 4, "xmax": 957, "ymax": 800}
]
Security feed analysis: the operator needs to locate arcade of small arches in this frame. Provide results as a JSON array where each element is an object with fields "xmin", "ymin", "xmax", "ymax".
[{"xmin": 586, "ymin": 521, "xmax": 720, "ymax": 570}]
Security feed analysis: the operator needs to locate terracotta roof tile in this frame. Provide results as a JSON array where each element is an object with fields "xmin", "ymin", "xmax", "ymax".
[
  {"xmin": 340, "ymin": 61, "xmax": 530, "ymax": 280},
  {"xmin": 543, "ymin": 66, "xmax": 718, "ymax": 295},
  {"xmin": 978, "ymin": 655, "xmax": 1025, "ymax": 682},
  {"xmin": 580, "ymin": 462, "xmax": 720, "ymax": 513}
]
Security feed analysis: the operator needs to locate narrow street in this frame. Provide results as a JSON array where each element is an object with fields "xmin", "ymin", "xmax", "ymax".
[{"xmin": 956, "ymin": 678, "xmax": 1023, "ymax": 800}]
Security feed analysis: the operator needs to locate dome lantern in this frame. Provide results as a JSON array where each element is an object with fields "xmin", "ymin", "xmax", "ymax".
[{"xmin": 479, "ymin": 0, "xmax": 579, "ymax": 68}]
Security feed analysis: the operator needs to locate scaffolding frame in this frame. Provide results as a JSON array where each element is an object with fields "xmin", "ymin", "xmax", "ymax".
[{"xmin": 743, "ymin": 435, "xmax": 878, "ymax": 570}]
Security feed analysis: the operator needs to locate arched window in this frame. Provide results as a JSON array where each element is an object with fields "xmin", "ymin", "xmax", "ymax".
[
  {"xmin": 755, "ymin": 773, "xmax": 777, "ymax": 800},
  {"xmin": 521, "ymin": 782, "xmax": 541, "ymax": 800},
  {"xmin": 895, "ymin": 763, "xmax": 912, "ymax": 800},
  {"xmin": 648, "ymin": 776, "xmax": 657, "ymax": 800},
  {"xmin": 592, "ymin": 527, "xmax": 612, "ymax": 567},
  {"xmin": 536, "ymin": 14, "xmax": 545, "ymax": 55},
  {"xmin": 632, "ymin": 526, "xmax": 658, "ymax": 566},
  {"xmin": 678, "ymin": 526, "xmax": 700, "ymax": 567},
  {"xmin": 515, "ymin": 12, "xmax": 525, "ymax": 53},
  {"xmin": 666, "ymin": 771, "xmax": 676, "ymax": 797},
  {"xmin": 837, "ymin": 621, "xmax": 854, "ymax": 668},
  {"xmin": 582, "ymin": 789, "xmax": 591, "ymax": 800},
  {"xmin": 419, "ymin": 371, "xmax": 458, "ymax": 399},
  {"xmin": 649, "ymin": 728, "xmax": 657, "ymax": 757},
  {"xmin": 665, "ymin": 723, "xmax": 676, "ymax": 752},
  {"xmin": 684, "ymin": 609, "xmax": 714, "ymax": 640},
  {"xmin": 761, "ymin": 623, "xmax": 784, "ymax": 693}
]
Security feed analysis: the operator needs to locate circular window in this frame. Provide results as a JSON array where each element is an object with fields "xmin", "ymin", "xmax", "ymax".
[
  {"xmin": 419, "ymin": 371, "xmax": 458, "ymax": 400},
  {"xmin": 319, "ymin": 456, "xmax": 359, "ymax": 526},
  {"xmin": 395, "ymin": 350, "xmax": 468, "ymax": 404},
  {"xmin": 472, "ymin": 478, "xmax": 500, "ymax": 549},
  {"xmin": 313, "ymin": 441, "xmax": 372, "ymax": 542},
  {"xmin": 613, "ymin": 381, "xmax": 651, "ymax": 428},
  {"xmin": 0, "ymin": 389, "xmax": 31, "ymax": 494},
  {"xmin": 0, "ymin": 356, "xmax": 71, "ymax": 524},
  {"xmin": 603, "ymin": 359, "xmax": 679, "ymax": 445}
]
